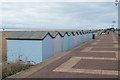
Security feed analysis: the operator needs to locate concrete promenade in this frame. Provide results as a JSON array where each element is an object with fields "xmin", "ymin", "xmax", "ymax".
[{"xmin": 8, "ymin": 32, "xmax": 119, "ymax": 78}]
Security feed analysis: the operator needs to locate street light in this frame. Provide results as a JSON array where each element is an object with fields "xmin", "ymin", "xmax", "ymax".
[
  {"xmin": 115, "ymin": 0, "xmax": 119, "ymax": 6},
  {"xmin": 115, "ymin": 0, "xmax": 120, "ymax": 36}
]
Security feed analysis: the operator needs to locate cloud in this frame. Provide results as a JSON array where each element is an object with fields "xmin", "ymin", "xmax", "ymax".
[{"xmin": 1, "ymin": 2, "xmax": 118, "ymax": 30}]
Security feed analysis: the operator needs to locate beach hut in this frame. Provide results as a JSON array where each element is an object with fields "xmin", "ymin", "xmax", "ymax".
[
  {"xmin": 80, "ymin": 31, "xmax": 84, "ymax": 42},
  {"xmin": 88, "ymin": 32, "xmax": 92, "ymax": 40},
  {"xmin": 42, "ymin": 33, "xmax": 54, "ymax": 61},
  {"xmin": 67, "ymin": 32, "xmax": 74, "ymax": 49},
  {"xmin": 72, "ymin": 32, "xmax": 79, "ymax": 47},
  {"xmin": 6, "ymin": 32, "xmax": 54, "ymax": 64},
  {"xmin": 78, "ymin": 31, "xmax": 83, "ymax": 45},
  {"xmin": 84, "ymin": 31, "xmax": 87, "ymax": 42},
  {"xmin": 86, "ymin": 32, "xmax": 89, "ymax": 41},
  {"xmin": 79, "ymin": 32, "xmax": 84, "ymax": 43},
  {"xmin": 87, "ymin": 32, "xmax": 90, "ymax": 40},
  {"xmin": 59, "ymin": 32, "xmax": 69, "ymax": 52},
  {"xmin": 49, "ymin": 32, "xmax": 62, "ymax": 56}
]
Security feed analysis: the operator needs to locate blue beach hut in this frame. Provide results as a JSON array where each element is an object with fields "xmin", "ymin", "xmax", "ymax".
[
  {"xmin": 49, "ymin": 32, "xmax": 62, "ymax": 56},
  {"xmin": 72, "ymin": 32, "xmax": 78, "ymax": 47},
  {"xmin": 78, "ymin": 31, "xmax": 83, "ymax": 45},
  {"xmin": 67, "ymin": 32, "xmax": 74, "ymax": 49},
  {"xmin": 6, "ymin": 32, "xmax": 54, "ymax": 64},
  {"xmin": 59, "ymin": 32, "xmax": 69, "ymax": 52}
]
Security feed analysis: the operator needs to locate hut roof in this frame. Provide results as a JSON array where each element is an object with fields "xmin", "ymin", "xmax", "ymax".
[
  {"xmin": 6, "ymin": 30, "xmax": 92, "ymax": 40},
  {"xmin": 59, "ymin": 32, "xmax": 67, "ymax": 37},
  {"xmin": 79, "ymin": 32, "xmax": 83, "ymax": 35},
  {"xmin": 71, "ymin": 31, "xmax": 79, "ymax": 35},
  {"xmin": 48, "ymin": 32, "xmax": 58, "ymax": 38},
  {"xmin": 71, "ymin": 32, "xmax": 75, "ymax": 36},
  {"xmin": 67, "ymin": 32, "xmax": 72, "ymax": 36},
  {"xmin": 6, "ymin": 32, "xmax": 48, "ymax": 40},
  {"xmin": 76, "ymin": 32, "xmax": 79, "ymax": 35},
  {"xmin": 82, "ymin": 32, "xmax": 85, "ymax": 34}
]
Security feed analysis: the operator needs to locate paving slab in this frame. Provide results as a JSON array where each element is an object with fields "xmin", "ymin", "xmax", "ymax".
[
  {"xmin": 91, "ymin": 48, "xmax": 118, "ymax": 51},
  {"xmin": 73, "ymin": 59, "xmax": 118, "ymax": 70},
  {"xmin": 73, "ymin": 52, "xmax": 116, "ymax": 58}
]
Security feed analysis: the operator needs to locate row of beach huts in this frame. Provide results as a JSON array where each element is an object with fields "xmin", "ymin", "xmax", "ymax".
[{"xmin": 6, "ymin": 30, "xmax": 97, "ymax": 64}]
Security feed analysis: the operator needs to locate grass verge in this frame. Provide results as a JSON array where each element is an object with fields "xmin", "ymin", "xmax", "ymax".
[{"xmin": 2, "ymin": 60, "xmax": 33, "ymax": 79}]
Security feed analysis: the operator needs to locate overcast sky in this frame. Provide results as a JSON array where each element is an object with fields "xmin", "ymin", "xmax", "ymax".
[{"xmin": 1, "ymin": 1, "xmax": 118, "ymax": 30}]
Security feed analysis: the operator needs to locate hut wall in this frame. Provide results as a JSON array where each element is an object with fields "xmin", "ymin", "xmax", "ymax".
[
  {"xmin": 73, "ymin": 34, "xmax": 78, "ymax": 46},
  {"xmin": 42, "ymin": 35, "xmax": 54, "ymax": 61},
  {"xmin": 68, "ymin": 34, "xmax": 74, "ymax": 49},
  {"xmin": 86, "ymin": 34, "xmax": 89, "ymax": 41},
  {"xmin": 82, "ymin": 34, "xmax": 85, "ymax": 42},
  {"xmin": 62, "ymin": 34, "xmax": 69, "ymax": 52},
  {"xmin": 80, "ymin": 35, "xmax": 84, "ymax": 43},
  {"xmin": 88, "ymin": 33, "xmax": 90, "ymax": 40},
  {"xmin": 53, "ymin": 34, "xmax": 62, "ymax": 56},
  {"xmin": 85, "ymin": 34, "xmax": 87, "ymax": 41},
  {"xmin": 84, "ymin": 34, "xmax": 87, "ymax": 41},
  {"xmin": 78, "ymin": 34, "xmax": 82, "ymax": 45},
  {"xmin": 7, "ymin": 40, "xmax": 42, "ymax": 64},
  {"xmin": 89, "ymin": 33, "xmax": 92, "ymax": 40}
]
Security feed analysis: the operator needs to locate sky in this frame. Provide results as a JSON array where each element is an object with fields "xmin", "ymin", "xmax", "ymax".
[{"xmin": 0, "ymin": 1, "xmax": 118, "ymax": 30}]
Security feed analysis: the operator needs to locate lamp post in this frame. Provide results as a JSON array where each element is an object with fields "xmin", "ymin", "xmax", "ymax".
[
  {"xmin": 115, "ymin": 0, "xmax": 120, "ymax": 6},
  {"xmin": 115, "ymin": 0, "xmax": 120, "ymax": 36}
]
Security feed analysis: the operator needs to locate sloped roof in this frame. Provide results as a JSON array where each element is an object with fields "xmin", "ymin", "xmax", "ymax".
[
  {"xmin": 71, "ymin": 31, "xmax": 79, "ymax": 35},
  {"xmin": 67, "ymin": 32, "xmax": 72, "ymax": 36},
  {"xmin": 71, "ymin": 32, "xmax": 76, "ymax": 35},
  {"xmin": 48, "ymin": 32, "xmax": 58, "ymax": 38},
  {"xmin": 59, "ymin": 32, "xmax": 67, "ymax": 37},
  {"xmin": 6, "ymin": 30, "xmax": 94, "ymax": 40},
  {"xmin": 79, "ymin": 32, "xmax": 83, "ymax": 35},
  {"xmin": 6, "ymin": 32, "xmax": 48, "ymax": 40},
  {"xmin": 76, "ymin": 32, "xmax": 79, "ymax": 35},
  {"xmin": 81, "ymin": 31, "xmax": 85, "ymax": 34},
  {"xmin": 85, "ymin": 32, "xmax": 87, "ymax": 34}
]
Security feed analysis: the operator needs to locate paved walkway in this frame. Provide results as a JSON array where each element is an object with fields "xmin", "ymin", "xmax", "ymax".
[{"xmin": 9, "ymin": 32, "xmax": 119, "ymax": 78}]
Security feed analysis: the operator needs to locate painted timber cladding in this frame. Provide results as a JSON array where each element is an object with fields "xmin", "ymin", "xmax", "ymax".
[
  {"xmin": 79, "ymin": 32, "xmax": 84, "ymax": 43},
  {"xmin": 89, "ymin": 33, "xmax": 92, "ymax": 40},
  {"xmin": 78, "ymin": 34, "xmax": 82, "ymax": 45},
  {"xmin": 84, "ymin": 33, "xmax": 88, "ymax": 42},
  {"xmin": 73, "ymin": 34, "xmax": 78, "ymax": 46},
  {"xmin": 82, "ymin": 34, "xmax": 85, "ymax": 42},
  {"xmin": 7, "ymin": 40, "xmax": 42, "ymax": 64},
  {"xmin": 68, "ymin": 34, "xmax": 74, "ymax": 49},
  {"xmin": 62, "ymin": 34, "xmax": 69, "ymax": 52},
  {"xmin": 53, "ymin": 34, "xmax": 62, "ymax": 55},
  {"xmin": 87, "ymin": 33, "xmax": 90, "ymax": 40},
  {"xmin": 86, "ymin": 33, "xmax": 89, "ymax": 41},
  {"xmin": 71, "ymin": 32, "xmax": 78, "ymax": 47},
  {"xmin": 48, "ymin": 32, "xmax": 62, "ymax": 56},
  {"xmin": 80, "ymin": 32, "xmax": 84, "ymax": 43},
  {"xmin": 42, "ymin": 34, "xmax": 54, "ymax": 61},
  {"xmin": 88, "ymin": 33, "xmax": 92, "ymax": 40},
  {"xmin": 84, "ymin": 33, "xmax": 87, "ymax": 42}
]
